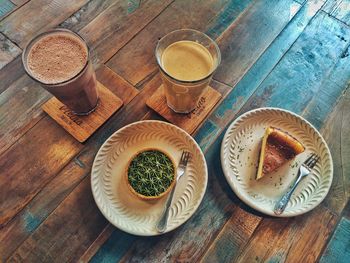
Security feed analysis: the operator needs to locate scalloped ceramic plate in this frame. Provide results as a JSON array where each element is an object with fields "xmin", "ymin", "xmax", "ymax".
[
  {"xmin": 91, "ymin": 120, "xmax": 208, "ymax": 235},
  {"xmin": 221, "ymin": 108, "xmax": 333, "ymax": 217}
]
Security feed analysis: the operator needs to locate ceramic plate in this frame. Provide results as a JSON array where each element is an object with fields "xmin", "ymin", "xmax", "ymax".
[
  {"xmin": 91, "ymin": 120, "xmax": 208, "ymax": 235},
  {"xmin": 221, "ymin": 108, "xmax": 333, "ymax": 217}
]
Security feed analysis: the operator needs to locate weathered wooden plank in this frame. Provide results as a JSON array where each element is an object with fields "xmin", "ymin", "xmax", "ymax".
[
  {"xmin": 0, "ymin": 0, "xmax": 15, "ymax": 20},
  {"xmin": 239, "ymin": 12, "xmax": 350, "ymax": 115},
  {"xmin": 0, "ymin": 148, "xmax": 94, "ymax": 261},
  {"xmin": 0, "ymin": 31, "xmax": 20, "ymax": 69},
  {"xmin": 8, "ymin": 177, "xmax": 108, "ymax": 263},
  {"xmin": 0, "ymin": 75, "xmax": 51, "ymax": 156},
  {"xmin": 199, "ymin": 207, "xmax": 261, "ymax": 263},
  {"xmin": 213, "ymin": 0, "xmax": 301, "ymax": 86},
  {"xmin": 79, "ymin": 0, "xmax": 174, "ymax": 65},
  {"xmin": 235, "ymin": 206, "xmax": 337, "ymax": 263},
  {"xmin": 1, "ymin": 74, "xmax": 160, "ymax": 261},
  {"xmin": 106, "ymin": 0, "xmax": 256, "ymax": 86},
  {"xmin": 78, "ymin": 224, "xmax": 116, "ymax": 263},
  {"xmin": 0, "ymin": 55, "xmax": 23, "ymax": 94},
  {"xmin": 323, "ymin": 0, "xmax": 350, "ymax": 26},
  {"xmin": 302, "ymin": 41, "xmax": 350, "ymax": 129},
  {"xmin": 319, "ymin": 217, "xmax": 350, "ymax": 263},
  {"xmin": 9, "ymin": 0, "xmax": 29, "ymax": 6},
  {"xmin": 0, "ymin": 117, "xmax": 83, "ymax": 228},
  {"xmin": 59, "ymin": 0, "xmax": 117, "ymax": 32},
  {"xmin": 319, "ymin": 86, "xmax": 350, "ymax": 214},
  {"xmin": 0, "ymin": 66, "xmax": 140, "ymax": 261},
  {"xmin": 0, "ymin": 0, "xmax": 90, "ymax": 47},
  {"xmin": 88, "ymin": 229, "xmax": 136, "ymax": 263}
]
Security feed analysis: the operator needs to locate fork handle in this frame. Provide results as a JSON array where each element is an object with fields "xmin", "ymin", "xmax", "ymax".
[
  {"xmin": 156, "ymin": 183, "xmax": 177, "ymax": 233},
  {"xmin": 274, "ymin": 173, "xmax": 303, "ymax": 215}
]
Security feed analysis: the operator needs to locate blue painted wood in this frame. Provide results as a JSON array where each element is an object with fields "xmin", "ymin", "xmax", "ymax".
[
  {"xmin": 319, "ymin": 217, "xmax": 350, "ymax": 263},
  {"xmin": 205, "ymin": 0, "xmax": 253, "ymax": 39},
  {"xmin": 195, "ymin": 120, "xmax": 220, "ymax": 150},
  {"xmin": 308, "ymin": 37, "xmax": 350, "ymax": 129},
  {"xmin": 239, "ymin": 12, "xmax": 350, "ymax": 114},
  {"xmin": 323, "ymin": 0, "xmax": 350, "ymax": 26},
  {"xmin": 90, "ymin": 230, "xmax": 136, "ymax": 263},
  {"xmin": 0, "ymin": 0, "xmax": 15, "ymax": 19},
  {"xmin": 196, "ymin": 0, "xmax": 325, "ymax": 152}
]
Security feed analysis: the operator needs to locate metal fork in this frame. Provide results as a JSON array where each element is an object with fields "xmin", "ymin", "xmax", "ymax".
[
  {"xmin": 274, "ymin": 153, "xmax": 320, "ymax": 215},
  {"xmin": 156, "ymin": 151, "xmax": 191, "ymax": 233}
]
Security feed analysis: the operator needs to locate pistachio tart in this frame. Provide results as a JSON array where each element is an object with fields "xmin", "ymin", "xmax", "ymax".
[{"xmin": 126, "ymin": 149, "xmax": 176, "ymax": 200}]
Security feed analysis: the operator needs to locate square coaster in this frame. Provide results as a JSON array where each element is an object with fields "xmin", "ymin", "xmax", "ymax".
[
  {"xmin": 42, "ymin": 82, "xmax": 123, "ymax": 142},
  {"xmin": 146, "ymin": 85, "xmax": 222, "ymax": 134}
]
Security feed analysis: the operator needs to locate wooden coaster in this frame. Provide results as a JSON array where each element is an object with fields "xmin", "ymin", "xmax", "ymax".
[
  {"xmin": 42, "ymin": 82, "xmax": 123, "ymax": 142},
  {"xmin": 146, "ymin": 85, "xmax": 222, "ymax": 134}
]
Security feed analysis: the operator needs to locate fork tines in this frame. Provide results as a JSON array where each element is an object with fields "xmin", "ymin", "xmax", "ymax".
[
  {"xmin": 180, "ymin": 151, "xmax": 191, "ymax": 166},
  {"xmin": 304, "ymin": 153, "xmax": 320, "ymax": 169}
]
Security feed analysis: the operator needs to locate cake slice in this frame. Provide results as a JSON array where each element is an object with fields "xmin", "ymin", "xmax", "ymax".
[{"xmin": 256, "ymin": 127, "xmax": 305, "ymax": 180}]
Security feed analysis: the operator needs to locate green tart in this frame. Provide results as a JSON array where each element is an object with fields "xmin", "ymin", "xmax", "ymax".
[{"xmin": 126, "ymin": 149, "xmax": 176, "ymax": 200}]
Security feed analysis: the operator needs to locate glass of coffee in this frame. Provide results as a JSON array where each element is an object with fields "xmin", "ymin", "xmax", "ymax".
[
  {"xmin": 22, "ymin": 28, "xmax": 98, "ymax": 115},
  {"xmin": 155, "ymin": 29, "xmax": 221, "ymax": 113}
]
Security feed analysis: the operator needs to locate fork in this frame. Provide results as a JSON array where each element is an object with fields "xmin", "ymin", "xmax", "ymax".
[
  {"xmin": 274, "ymin": 153, "xmax": 320, "ymax": 215},
  {"xmin": 156, "ymin": 151, "xmax": 191, "ymax": 233}
]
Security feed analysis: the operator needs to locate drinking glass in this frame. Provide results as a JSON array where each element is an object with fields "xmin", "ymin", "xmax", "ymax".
[
  {"xmin": 22, "ymin": 28, "xmax": 98, "ymax": 115},
  {"xmin": 155, "ymin": 29, "xmax": 221, "ymax": 113}
]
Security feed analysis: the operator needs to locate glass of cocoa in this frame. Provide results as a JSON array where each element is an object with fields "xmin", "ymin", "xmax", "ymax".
[
  {"xmin": 22, "ymin": 28, "xmax": 98, "ymax": 115},
  {"xmin": 155, "ymin": 29, "xmax": 221, "ymax": 113}
]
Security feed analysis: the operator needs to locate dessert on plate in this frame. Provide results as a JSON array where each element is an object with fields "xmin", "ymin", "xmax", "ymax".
[
  {"xmin": 126, "ymin": 149, "xmax": 176, "ymax": 200},
  {"xmin": 256, "ymin": 127, "xmax": 305, "ymax": 180}
]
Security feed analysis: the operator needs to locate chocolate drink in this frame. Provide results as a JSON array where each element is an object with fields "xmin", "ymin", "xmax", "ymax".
[{"xmin": 23, "ymin": 29, "xmax": 98, "ymax": 115}]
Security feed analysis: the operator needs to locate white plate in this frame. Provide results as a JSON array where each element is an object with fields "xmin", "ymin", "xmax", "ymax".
[
  {"xmin": 91, "ymin": 120, "xmax": 208, "ymax": 235},
  {"xmin": 221, "ymin": 108, "xmax": 333, "ymax": 217}
]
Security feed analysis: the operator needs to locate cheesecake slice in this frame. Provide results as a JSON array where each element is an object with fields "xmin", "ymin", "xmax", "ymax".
[{"xmin": 256, "ymin": 127, "xmax": 305, "ymax": 180}]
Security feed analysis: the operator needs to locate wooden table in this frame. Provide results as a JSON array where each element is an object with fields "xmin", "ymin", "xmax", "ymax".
[{"xmin": 0, "ymin": 0, "xmax": 349, "ymax": 262}]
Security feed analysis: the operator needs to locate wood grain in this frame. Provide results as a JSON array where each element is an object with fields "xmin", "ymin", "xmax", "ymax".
[
  {"xmin": 8, "ymin": 177, "xmax": 108, "ymax": 263},
  {"xmin": 200, "ymin": 207, "xmax": 261, "ymax": 263},
  {"xmin": 238, "ymin": 11, "xmax": 350, "ymax": 114},
  {"xmin": 235, "ymin": 206, "xmax": 337, "ymax": 263},
  {"xmin": 59, "ymin": 0, "xmax": 117, "ymax": 32},
  {"xmin": 42, "ymin": 82, "xmax": 123, "ymax": 143},
  {"xmin": 0, "ymin": 0, "xmax": 90, "ymax": 47},
  {"xmin": 323, "ymin": 0, "xmax": 350, "ymax": 26},
  {"xmin": 79, "ymin": 0, "xmax": 174, "ymax": 65},
  {"xmin": 0, "ymin": 55, "xmax": 23, "ymax": 94},
  {"xmin": 0, "ymin": 31, "xmax": 20, "ymax": 69},
  {"xmin": 320, "ymin": 87, "xmax": 350, "ymax": 214},
  {"xmin": 146, "ymin": 85, "xmax": 222, "ymax": 134},
  {"xmin": 214, "ymin": 0, "xmax": 301, "ymax": 86},
  {"xmin": 0, "ymin": 75, "xmax": 51, "ymax": 156},
  {"xmin": 0, "ymin": 117, "xmax": 83, "ymax": 228},
  {"xmin": 319, "ymin": 217, "xmax": 350, "ymax": 263},
  {"xmin": 0, "ymin": 0, "xmax": 15, "ymax": 20}
]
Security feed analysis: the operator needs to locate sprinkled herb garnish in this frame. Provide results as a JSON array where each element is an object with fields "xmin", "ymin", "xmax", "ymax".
[{"xmin": 128, "ymin": 150, "xmax": 174, "ymax": 197}]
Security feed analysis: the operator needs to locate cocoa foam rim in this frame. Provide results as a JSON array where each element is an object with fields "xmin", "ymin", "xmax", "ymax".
[{"xmin": 22, "ymin": 28, "xmax": 90, "ymax": 86}]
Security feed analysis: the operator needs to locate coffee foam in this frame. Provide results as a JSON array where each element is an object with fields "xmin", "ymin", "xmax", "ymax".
[{"xmin": 27, "ymin": 32, "xmax": 88, "ymax": 84}]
